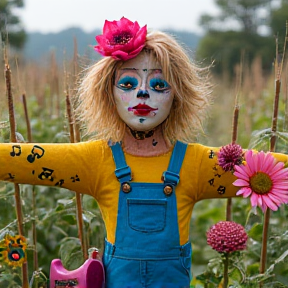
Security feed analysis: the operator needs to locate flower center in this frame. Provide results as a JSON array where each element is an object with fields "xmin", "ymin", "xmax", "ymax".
[
  {"xmin": 110, "ymin": 32, "xmax": 132, "ymax": 45},
  {"xmin": 250, "ymin": 172, "xmax": 272, "ymax": 194}
]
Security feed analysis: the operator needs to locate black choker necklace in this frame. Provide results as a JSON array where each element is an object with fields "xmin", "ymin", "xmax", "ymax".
[{"xmin": 129, "ymin": 127, "xmax": 155, "ymax": 140}]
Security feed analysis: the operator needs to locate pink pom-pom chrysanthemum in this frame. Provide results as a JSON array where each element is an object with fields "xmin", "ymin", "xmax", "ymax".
[
  {"xmin": 207, "ymin": 221, "xmax": 248, "ymax": 253},
  {"xmin": 218, "ymin": 143, "xmax": 243, "ymax": 172}
]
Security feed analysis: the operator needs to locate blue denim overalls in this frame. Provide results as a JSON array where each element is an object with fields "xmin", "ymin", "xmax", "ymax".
[{"xmin": 103, "ymin": 141, "xmax": 192, "ymax": 288}]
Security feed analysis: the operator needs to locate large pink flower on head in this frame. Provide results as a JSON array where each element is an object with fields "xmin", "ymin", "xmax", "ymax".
[
  {"xmin": 94, "ymin": 17, "xmax": 147, "ymax": 61},
  {"xmin": 233, "ymin": 150, "xmax": 288, "ymax": 212}
]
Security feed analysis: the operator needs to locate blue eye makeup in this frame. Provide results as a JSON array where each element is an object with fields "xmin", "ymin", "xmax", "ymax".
[
  {"xmin": 149, "ymin": 78, "xmax": 170, "ymax": 92},
  {"xmin": 116, "ymin": 76, "xmax": 138, "ymax": 91}
]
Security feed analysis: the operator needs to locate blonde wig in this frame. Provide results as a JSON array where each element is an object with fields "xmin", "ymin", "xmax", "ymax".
[{"xmin": 76, "ymin": 30, "xmax": 212, "ymax": 143}]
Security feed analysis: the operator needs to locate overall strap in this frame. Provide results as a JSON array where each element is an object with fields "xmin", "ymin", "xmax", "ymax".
[
  {"xmin": 109, "ymin": 142, "xmax": 132, "ymax": 183},
  {"xmin": 162, "ymin": 141, "xmax": 188, "ymax": 187}
]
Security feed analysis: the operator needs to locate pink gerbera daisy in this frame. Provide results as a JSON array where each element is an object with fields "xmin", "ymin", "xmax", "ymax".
[{"xmin": 233, "ymin": 150, "xmax": 288, "ymax": 212}]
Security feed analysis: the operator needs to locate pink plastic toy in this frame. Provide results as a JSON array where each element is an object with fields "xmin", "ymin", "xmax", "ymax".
[{"xmin": 49, "ymin": 249, "xmax": 105, "ymax": 288}]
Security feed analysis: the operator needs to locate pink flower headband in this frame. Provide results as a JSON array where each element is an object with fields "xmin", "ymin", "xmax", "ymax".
[{"xmin": 94, "ymin": 17, "xmax": 147, "ymax": 61}]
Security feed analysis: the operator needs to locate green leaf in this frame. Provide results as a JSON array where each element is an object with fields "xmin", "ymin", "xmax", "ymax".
[
  {"xmin": 229, "ymin": 267, "xmax": 243, "ymax": 282},
  {"xmin": 196, "ymin": 272, "xmax": 223, "ymax": 285},
  {"xmin": 248, "ymin": 223, "xmax": 263, "ymax": 242},
  {"xmin": 246, "ymin": 263, "xmax": 260, "ymax": 275},
  {"xmin": 64, "ymin": 250, "xmax": 84, "ymax": 270},
  {"xmin": 62, "ymin": 214, "xmax": 77, "ymax": 225}
]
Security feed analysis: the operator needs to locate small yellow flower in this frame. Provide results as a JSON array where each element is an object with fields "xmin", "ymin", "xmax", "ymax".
[{"xmin": 0, "ymin": 234, "xmax": 27, "ymax": 267}]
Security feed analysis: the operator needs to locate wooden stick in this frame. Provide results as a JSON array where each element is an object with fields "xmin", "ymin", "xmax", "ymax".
[
  {"xmin": 226, "ymin": 55, "xmax": 243, "ymax": 222},
  {"xmin": 22, "ymin": 93, "xmax": 39, "ymax": 273},
  {"xmin": 22, "ymin": 94, "xmax": 32, "ymax": 143},
  {"xmin": 259, "ymin": 23, "xmax": 287, "ymax": 284},
  {"xmin": 5, "ymin": 63, "xmax": 29, "ymax": 288},
  {"xmin": 66, "ymin": 92, "xmax": 88, "ymax": 260},
  {"xmin": 259, "ymin": 80, "xmax": 281, "ymax": 280}
]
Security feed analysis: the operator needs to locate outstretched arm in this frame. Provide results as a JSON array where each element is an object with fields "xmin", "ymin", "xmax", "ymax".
[
  {"xmin": 193, "ymin": 144, "xmax": 288, "ymax": 202},
  {"xmin": 0, "ymin": 140, "xmax": 108, "ymax": 197}
]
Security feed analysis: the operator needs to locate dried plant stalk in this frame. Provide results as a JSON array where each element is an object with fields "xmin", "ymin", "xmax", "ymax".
[
  {"xmin": 226, "ymin": 56, "xmax": 243, "ymax": 222},
  {"xmin": 66, "ymin": 93, "xmax": 75, "ymax": 142},
  {"xmin": 259, "ymin": 62, "xmax": 280, "ymax": 287},
  {"xmin": 66, "ymin": 92, "xmax": 88, "ymax": 260},
  {"xmin": 260, "ymin": 23, "xmax": 288, "ymax": 281},
  {"xmin": 5, "ymin": 64, "xmax": 16, "ymax": 141},
  {"xmin": 22, "ymin": 93, "xmax": 39, "ymax": 272},
  {"xmin": 5, "ymin": 63, "xmax": 29, "ymax": 288},
  {"xmin": 222, "ymin": 57, "xmax": 242, "ymax": 288},
  {"xmin": 22, "ymin": 94, "xmax": 32, "ymax": 142}
]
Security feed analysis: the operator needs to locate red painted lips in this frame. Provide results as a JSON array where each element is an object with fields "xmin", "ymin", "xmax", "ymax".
[{"xmin": 128, "ymin": 104, "xmax": 158, "ymax": 116}]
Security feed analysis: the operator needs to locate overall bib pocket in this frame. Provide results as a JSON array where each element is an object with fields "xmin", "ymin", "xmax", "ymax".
[{"xmin": 127, "ymin": 199, "xmax": 167, "ymax": 232}]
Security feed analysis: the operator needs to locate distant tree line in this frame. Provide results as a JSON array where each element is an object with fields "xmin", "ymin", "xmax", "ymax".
[
  {"xmin": 2, "ymin": 0, "xmax": 288, "ymax": 77},
  {"xmin": 196, "ymin": 0, "xmax": 288, "ymax": 76},
  {"xmin": 0, "ymin": 0, "xmax": 26, "ymax": 49}
]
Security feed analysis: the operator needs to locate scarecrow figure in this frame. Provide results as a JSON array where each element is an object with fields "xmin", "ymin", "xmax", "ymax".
[{"xmin": 1, "ymin": 17, "xmax": 288, "ymax": 288}]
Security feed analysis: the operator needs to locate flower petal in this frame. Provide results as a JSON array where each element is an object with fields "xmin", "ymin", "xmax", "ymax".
[
  {"xmin": 234, "ymin": 164, "xmax": 250, "ymax": 178},
  {"xmin": 245, "ymin": 150, "xmax": 256, "ymax": 174},
  {"xmin": 236, "ymin": 187, "xmax": 252, "ymax": 197},
  {"xmin": 234, "ymin": 163, "xmax": 249, "ymax": 174},
  {"xmin": 233, "ymin": 178, "xmax": 249, "ymax": 187},
  {"xmin": 270, "ymin": 191, "xmax": 288, "ymax": 201},
  {"xmin": 111, "ymin": 50, "xmax": 129, "ymax": 60},
  {"xmin": 250, "ymin": 192, "xmax": 259, "ymax": 207},
  {"xmin": 243, "ymin": 150, "xmax": 255, "ymax": 175},
  {"xmin": 132, "ymin": 25, "xmax": 147, "ymax": 47},
  {"xmin": 256, "ymin": 151, "xmax": 265, "ymax": 171},
  {"xmin": 257, "ymin": 195, "xmax": 263, "ymax": 206},
  {"xmin": 272, "ymin": 183, "xmax": 288, "ymax": 190},
  {"xmin": 261, "ymin": 153, "xmax": 275, "ymax": 173},
  {"xmin": 262, "ymin": 194, "xmax": 279, "ymax": 211}
]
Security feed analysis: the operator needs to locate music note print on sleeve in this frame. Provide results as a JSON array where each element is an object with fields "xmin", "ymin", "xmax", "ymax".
[
  {"xmin": 10, "ymin": 145, "xmax": 22, "ymax": 157},
  {"xmin": 55, "ymin": 179, "xmax": 64, "ymax": 187},
  {"xmin": 38, "ymin": 167, "xmax": 54, "ymax": 181},
  {"xmin": 8, "ymin": 173, "xmax": 15, "ymax": 179},
  {"xmin": 71, "ymin": 175, "xmax": 80, "ymax": 182},
  {"xmin": 217, "ymin": 185, "xmax": 226, "ymax": 195},
  {"xmin": 27, "ymin": 145, "xmax": 45, "ymax": 163}
]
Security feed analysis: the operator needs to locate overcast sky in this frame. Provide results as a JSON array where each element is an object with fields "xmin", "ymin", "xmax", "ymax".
[{"xmin": 16, "ymin": 0, "xmax": 219, "ymax": 34}]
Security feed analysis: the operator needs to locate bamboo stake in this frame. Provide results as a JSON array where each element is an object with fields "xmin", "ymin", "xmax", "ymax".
[
  {"xmin": 5, "ymin": 63, "xmax": 29, "ymax": 288},
  {"xmin": 22, "ymin": 94, "xmax": 32, "ymax": 143},
  {"xmin": 72, "ymin": 37, "xmax": 82, "ymax": 145},
  {"xmin": 258, "ymin": 93, "xmax": 280, "ymax": 279},
  {"xmin": 66, "ymin": 91, "xmax": 88, "ymax": 260},
  {"xmin": 72, "ymin": 38, "xmax": 90, "ymax": 253},
  {"xmin": 226, "ymin": 53, "xmax": 243, "ymax": 222},
  {"xmin": 22, "ymin": 93, "xmax": 39, "ymax": 274},
  {"xmin": 222, "ymin": 55, "xmax": 243, "ymax": 288},
  {"xmin": 259, "ymin": 22, "xmax": 288, "ymax": 285}
]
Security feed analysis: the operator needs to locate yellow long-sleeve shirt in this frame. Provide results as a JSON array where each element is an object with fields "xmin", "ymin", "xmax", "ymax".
[{"xmin": 1, "ymin": 140, "xmax": 287, "ymax": 245}]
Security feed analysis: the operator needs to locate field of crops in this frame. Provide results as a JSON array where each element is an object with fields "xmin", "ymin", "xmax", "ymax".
[{"xmin": 0, "ymin": 42, "xmax": 288, "ymax": 288}]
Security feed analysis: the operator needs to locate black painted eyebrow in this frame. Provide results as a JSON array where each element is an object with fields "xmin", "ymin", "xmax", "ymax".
[{"xmin": 119, "ymin": 68, "xmax": 162, "ymax": 72}]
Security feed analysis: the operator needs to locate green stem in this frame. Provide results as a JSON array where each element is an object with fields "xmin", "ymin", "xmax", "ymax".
[
  {"xmin": 259, "ymin": 209, "xmax": 270, "ymax": 287},
  {"xmin": 223, "ymin": 253, "xmax": 229, "ymax": 288}
]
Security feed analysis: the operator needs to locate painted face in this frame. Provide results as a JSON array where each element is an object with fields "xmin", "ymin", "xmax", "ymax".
[{"xmin": 113, "ymin": 51, "xmax": 173, "ymax": 131}]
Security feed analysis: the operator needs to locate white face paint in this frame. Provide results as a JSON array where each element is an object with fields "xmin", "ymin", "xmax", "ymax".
[{"xmin": 113, "ymin": 51, "xmax": 174, "ymax": 131}]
